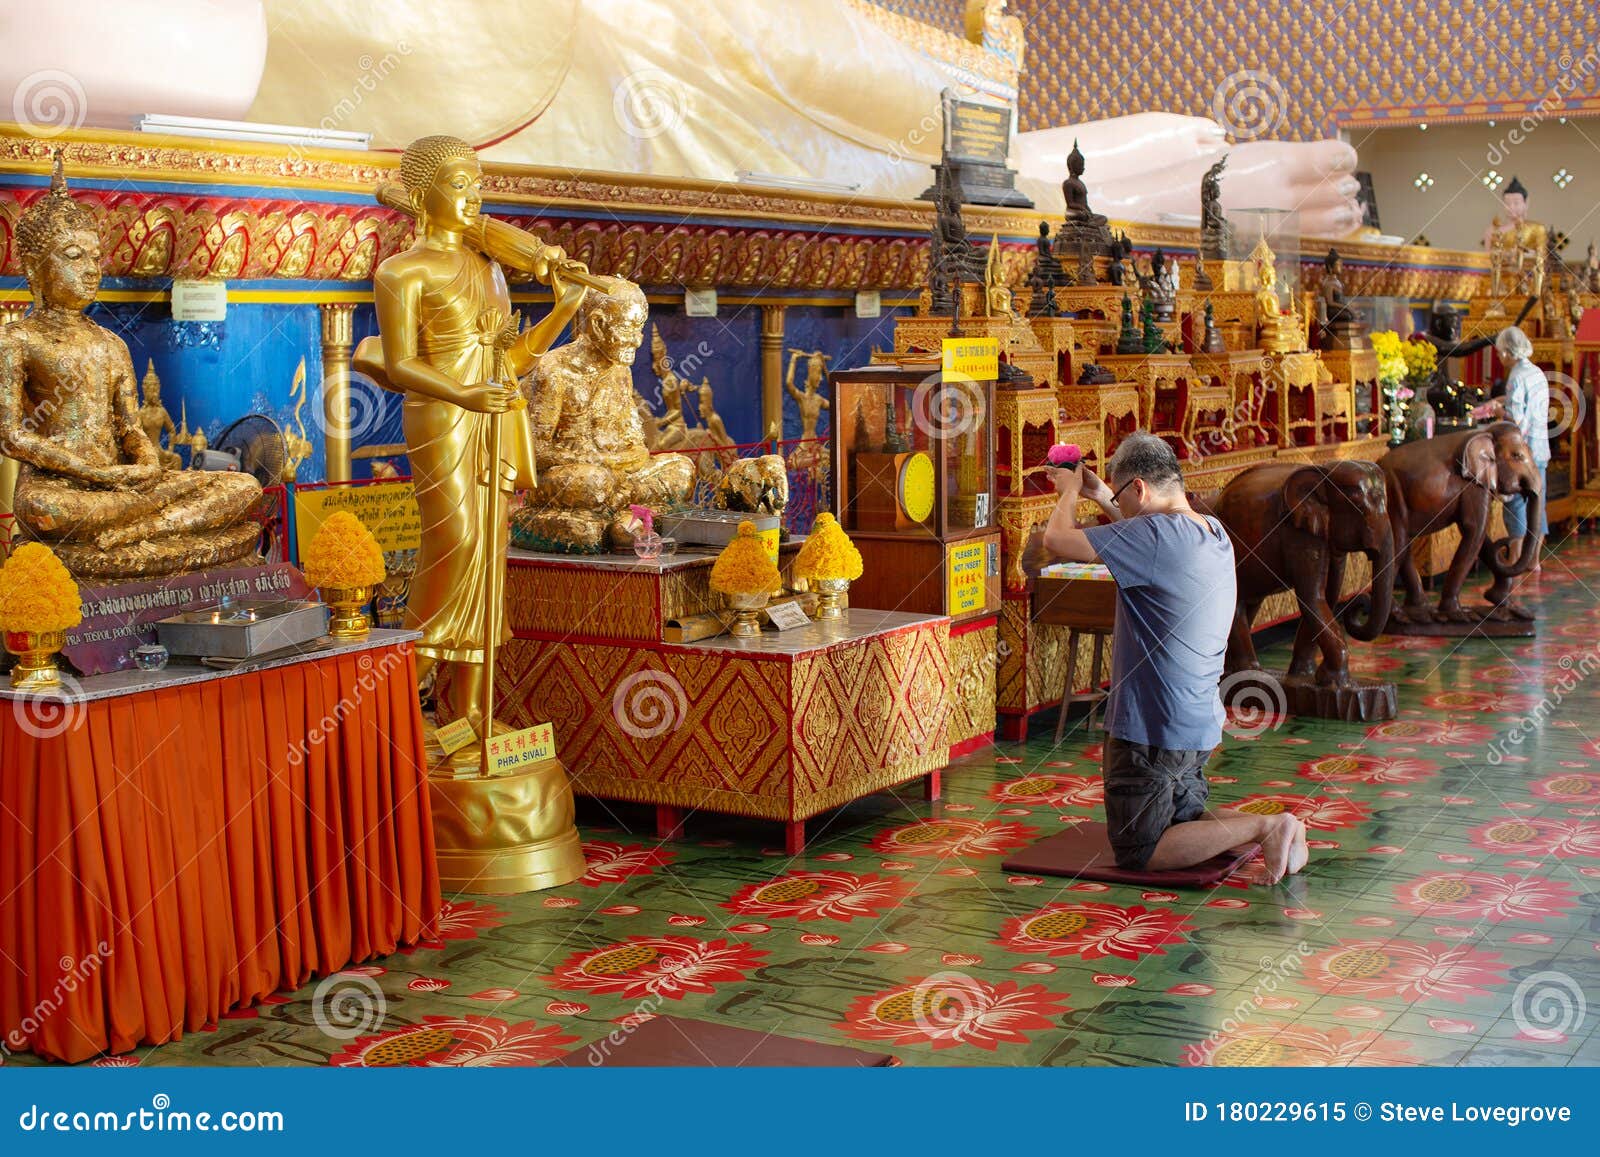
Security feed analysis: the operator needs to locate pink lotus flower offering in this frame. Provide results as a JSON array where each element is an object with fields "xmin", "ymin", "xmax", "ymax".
[{"xmin": 1046, "ymin": 443, "xmax": 1083, "ymax": 469}]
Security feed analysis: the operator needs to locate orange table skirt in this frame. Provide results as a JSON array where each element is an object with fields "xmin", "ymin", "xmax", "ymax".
[{"xmin": 0, "ymin": 642, "xmax": 441, "ymax": 1063}]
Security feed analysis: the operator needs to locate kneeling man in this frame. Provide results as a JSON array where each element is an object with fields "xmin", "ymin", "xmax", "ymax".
[{"xmin": 1041, "ymin": 433, "xmax": 1307, "ymax": 882}]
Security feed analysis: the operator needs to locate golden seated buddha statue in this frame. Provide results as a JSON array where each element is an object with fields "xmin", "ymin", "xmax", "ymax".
[
  {"xmin": 0, "ymin": 156, "xmax": 263, "ymax": 582},
  {"xmin": 511, "ymin": 278, "xmax": 694, "ymax": 553},
  {"xmin": 1250, "ymin": 237, "xmax": 1307, "ymax": 355}
]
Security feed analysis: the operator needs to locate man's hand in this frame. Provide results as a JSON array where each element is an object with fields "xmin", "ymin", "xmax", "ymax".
[
  {"xmin": 1080, "ymin": 466, "xmax": 1114, "ymax": 506},
  {"xmin": 1045, "ymin": 464, "xmax": 1082, "ymax": 499}
]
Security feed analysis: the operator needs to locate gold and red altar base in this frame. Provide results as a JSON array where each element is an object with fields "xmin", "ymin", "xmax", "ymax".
[{"xmin": 499, "ymin": 552, "xmax": 968, "ymax": 853}]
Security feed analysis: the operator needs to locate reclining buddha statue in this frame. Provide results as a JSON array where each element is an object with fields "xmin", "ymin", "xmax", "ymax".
[{"xmin": 0, "ymin": 155, "xmax": 263, "ymax": 582}]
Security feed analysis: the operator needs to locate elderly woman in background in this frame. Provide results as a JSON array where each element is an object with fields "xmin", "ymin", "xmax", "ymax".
[{"xmin": 1490, "ymin": 325, "xmax": 1550, "ymax": 571}]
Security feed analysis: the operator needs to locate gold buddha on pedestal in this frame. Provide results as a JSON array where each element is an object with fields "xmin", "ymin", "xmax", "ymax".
[
  {"xmin": 1250, "ymin": 237, "xmax": 1307, "ymax": 354},
  {"xmin": 512, "ymin": 279, "xmax": 694, "ymax": 553},
  {"xmin": 0, "ymin": 156, "xmax": 262, "ymax": 582}
]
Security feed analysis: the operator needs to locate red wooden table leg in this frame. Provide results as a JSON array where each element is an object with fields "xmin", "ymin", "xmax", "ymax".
[
  {"xmin": 784, "ymin": 820, "xmax": 806, "ymax": 856},
  {"xmin": 923, "ymin": 770, "xmax": 942, "ymax": 802},
  {"xmin": 656, "ymin": 805, "xmax": 686, "ymax": 841}
]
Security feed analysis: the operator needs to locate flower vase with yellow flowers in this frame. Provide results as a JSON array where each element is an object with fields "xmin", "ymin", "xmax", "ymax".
[
  {"xmin": 792, "ymin": 513, "xmax": 863, "ymax": 620},
  {"xmin": 710, "ymin": 520, "xmax": 782, "ymax": 638},
  {"xmin": 302, "ymin": 512, "xmax": 388, "ymax": 640},
  {"xmin": 0, "ymin": 542, "xmax": 83, "ymax": 688}
]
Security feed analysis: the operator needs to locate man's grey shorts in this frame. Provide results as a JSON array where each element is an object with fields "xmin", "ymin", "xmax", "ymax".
[{"xmin": 1102, "ymin": 736, "xmax": 1213, "ymax": 870}]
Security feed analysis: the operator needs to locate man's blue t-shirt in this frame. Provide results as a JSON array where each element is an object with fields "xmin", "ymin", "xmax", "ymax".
[{"xmin": 1082, "ymin": 512, "xmax": 1235, "ymax": 751}]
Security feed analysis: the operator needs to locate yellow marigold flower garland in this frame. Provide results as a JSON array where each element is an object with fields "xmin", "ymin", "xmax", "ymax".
[
  {"xmin": 0, "ymin": 542, "xmax": 83, "ymax": 635},
  {"xmin": 710, "ymin": 521, "xmax": 781, "ymax": 595},
  {"xmin": 303, "ymin": 512, "xmax": 387, "ymax": 590},
  {"xmin": 792, "ymin": 513, "xmax": 863, "ymax": 581}
]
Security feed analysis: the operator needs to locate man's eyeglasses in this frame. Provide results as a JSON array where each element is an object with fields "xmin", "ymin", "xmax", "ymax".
[{"xmin": 1111, "ymin": 477, "xmax": 1138, "ymax": 504}]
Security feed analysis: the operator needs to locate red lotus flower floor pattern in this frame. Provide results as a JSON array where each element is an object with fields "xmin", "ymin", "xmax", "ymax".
[{"xmin": 19, "ymin": 539, "xmax": 1600, "ymax": 1068}]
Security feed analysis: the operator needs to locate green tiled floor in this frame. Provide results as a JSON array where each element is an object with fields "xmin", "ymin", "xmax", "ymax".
[{"xmin": 19, "ymin": 538, "xmax": 1600, "ymax": 1067}]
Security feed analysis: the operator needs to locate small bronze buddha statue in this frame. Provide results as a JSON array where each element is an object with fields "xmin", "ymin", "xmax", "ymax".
[
  {"xmin": 1315, "ymin": 248, "xmax": 1368, "ymax": 350},
  {"xmin": 0, "ymin": 155, "xmax": 262, "ymax": 582},
  {"xmin": 1054, "ymin": 140, "xmax": 1116, "ymax": 263}
]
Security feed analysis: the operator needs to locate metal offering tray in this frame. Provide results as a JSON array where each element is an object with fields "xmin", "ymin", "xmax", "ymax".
[
  {"xmin": 155, "ymin": 599, "xmax": 330, "ymax": 660},
  {"xmin": 657, "ymin": 510, "xmax": 780, "ymax": 548}
]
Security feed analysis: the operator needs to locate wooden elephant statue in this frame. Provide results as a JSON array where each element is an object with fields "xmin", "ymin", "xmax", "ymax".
[
  {"xmin": 1380, "ymin": 421, "xmax": 1542, "ymax": 630},
  {"xmin": 1210, "ymin": 459, "xmax": 1397, "ymax": 720}
]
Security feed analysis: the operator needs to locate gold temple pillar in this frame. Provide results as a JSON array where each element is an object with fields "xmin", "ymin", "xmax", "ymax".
[
  {"xmin": 319, "ymin": 302, "xmax": 358, "ymax": 483},
  {"xmin": 0, "ymin": 302, "xmax": 27, "ymax": 521},
  {"xmin": 760, "ymin": 304, "xmax": 787, "ymax": 440}
]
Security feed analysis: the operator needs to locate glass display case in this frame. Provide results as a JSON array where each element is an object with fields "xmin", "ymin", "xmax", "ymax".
[
  {"xmin": 1228, "ymin": 207, "xmax": 1302, "ymax": 309},
  {"xmin": 828, "ymin": 360, "xmax": 1001, "ymax": 622}
]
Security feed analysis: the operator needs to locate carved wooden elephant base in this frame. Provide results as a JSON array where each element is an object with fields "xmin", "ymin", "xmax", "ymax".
[
  {"xmin": 1384, "ymin": 614, "xmax": 1534, "ymax": 638},
  {"xmin": 1224, "ymin": 670, "xmax": 1397, "ymax": 724}
]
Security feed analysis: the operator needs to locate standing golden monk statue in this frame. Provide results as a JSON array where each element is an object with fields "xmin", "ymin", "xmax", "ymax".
[
  {"xmin": 0, "ymin": 155, "xmax": 263, "ymax": 582},
  {"xmin": 352, "ymin": 134, "xmax": 593, "ymax": 892}
]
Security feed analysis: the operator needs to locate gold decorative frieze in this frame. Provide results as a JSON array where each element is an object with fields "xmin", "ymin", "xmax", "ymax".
[{"xmin": 0, "ymin": 124, "xmax": 1488, "ymax": 295}]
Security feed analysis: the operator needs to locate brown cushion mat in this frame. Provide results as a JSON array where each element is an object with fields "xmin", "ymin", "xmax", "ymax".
[
  {"xmin": 1001, "ymin": 822, "xmax": 1258, "ymax": 886},
  {"xmin": 548, "ymin": 1014, "xmax": 896, "ymax": 1067}
]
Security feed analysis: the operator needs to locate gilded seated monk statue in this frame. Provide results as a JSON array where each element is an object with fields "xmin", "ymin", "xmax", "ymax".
[
  {"xmin": 0, "ymin": 156, "xmax": 262, "ymax": 582},
  {"xmin": 511, "ymin": 278, "xmax": 695, "ymax": 552}
]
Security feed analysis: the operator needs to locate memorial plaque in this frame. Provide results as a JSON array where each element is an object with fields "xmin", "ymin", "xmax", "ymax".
[
  {"xmin": 918, "ymin": 89, "xmax": 1033, "ymax": 209},
  {"xmin": 946, "ymin": 98, "xmax": 1011, "ymax": 167},
  {"xmin": 62, "ymin": 563, "xmax": 312, "ymax": 676}
]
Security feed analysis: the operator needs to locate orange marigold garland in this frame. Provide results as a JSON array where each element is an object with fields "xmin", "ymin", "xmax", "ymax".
[
  {"xmin": 303, "ymin": 512, "xmax": 387, "ymax": 590},
  {"xmin": 0, "ymin": 542, "xmax": 83, "ymax": 634},
  {"xmin": 793, "ymin": 513, "xmax": 863, "ymax": 581},
  {"xmin": 709, "ymin": 520, "xmax": 781, "ymax": 595}
]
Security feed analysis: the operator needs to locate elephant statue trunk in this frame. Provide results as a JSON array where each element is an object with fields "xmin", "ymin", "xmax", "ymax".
[
  {"xmin": 1482, "ymin": 478, "xmax": 1543, "ymax": 582},
  {"xmin": 1343, "ymin": 526, "xmax": 1395, "ymax": 642}
]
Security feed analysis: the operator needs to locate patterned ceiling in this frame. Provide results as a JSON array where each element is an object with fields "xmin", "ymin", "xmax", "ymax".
[{"xmin": 873, "ymin": 1, "xmax": 1600, "ymax": 140}]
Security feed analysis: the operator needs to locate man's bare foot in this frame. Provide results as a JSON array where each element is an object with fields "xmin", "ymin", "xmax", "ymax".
[
  {"xmin": 1287, "ymin": 816, "xmax": 1309, "ymax": 874},
  {"xmin": 1259, "ymin": 814, "xmax": 1295, "ymax": 883}
]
